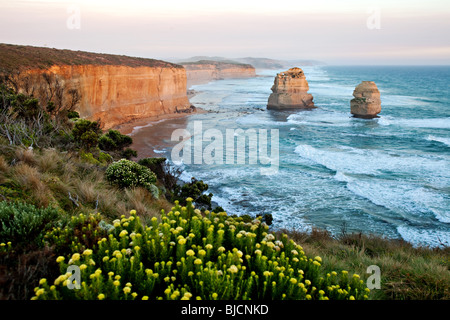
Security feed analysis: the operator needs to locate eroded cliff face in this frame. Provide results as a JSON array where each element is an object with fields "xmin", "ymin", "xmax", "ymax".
[
  {"xmin": 26, "ymin": 64, "xmax": 191, "ymax": 129},
  {"xmin": 182, "ymin": 62, "xmax": 256, "ymax": 87}
]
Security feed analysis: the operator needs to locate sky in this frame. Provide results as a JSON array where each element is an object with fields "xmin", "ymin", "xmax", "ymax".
[{"xmin": 1, "ymin": 0, "xmax": 449, "ymax": 65}]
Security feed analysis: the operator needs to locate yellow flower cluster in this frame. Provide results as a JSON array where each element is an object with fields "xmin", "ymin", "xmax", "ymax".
[
  {"xmin": 32, "ymin": 200, "xmax": 368, "ymax": 301},
  {"xmin": 0, "ymin": 242, "xmax": 12, "ymax": 253}
]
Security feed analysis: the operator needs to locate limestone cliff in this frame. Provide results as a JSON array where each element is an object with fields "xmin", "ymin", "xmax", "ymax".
[
  {"xmin": 350, "ymin": 81, "xmax": 381, "ymax": 118},
  {"xmin": 181, "ymin": 60, "xmax": 256, "ymax": 87},
  {"xmin": 0, "ymin": 43, "xmax": 192, "ymax": 129},
  {"xmin": 267, "ymin": 67, "xmax": 315, "ymax": 109},
  {"xmin": 26, "ymin": 65, "xmax": 191, "ymax": 129}
]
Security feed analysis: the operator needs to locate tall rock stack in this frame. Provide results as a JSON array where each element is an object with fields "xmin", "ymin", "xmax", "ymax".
[
  {"xmin": 267, "ymin": 67, "xmax": 315, "ymax": 109},
  {"xmin": 350, "ymin": 81, "xmax": 381, "ymax": 118}
]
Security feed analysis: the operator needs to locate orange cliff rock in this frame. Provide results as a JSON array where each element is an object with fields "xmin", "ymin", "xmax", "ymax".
[
  {"xmin": 350, "ymin": 81, "xmax": 381, "ymax": 118},
  {"xmin": 0, "ymin": 43, "xmax": 192, "ymax": 129},
  {"xmin": 181, "ymin": 60, "xmax": 256, "ymax": 88},
  {"xmin": 26, "ymin": 64, "xmax": 192, "ymax": 129}
]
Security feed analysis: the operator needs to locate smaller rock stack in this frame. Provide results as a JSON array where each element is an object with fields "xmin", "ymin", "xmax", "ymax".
[
  {"xmin": 267, "ymin": 67, "xmax": 315, "ymax": 109},
  {"xmin": 350, "ymin": 81, "xmax": 381, "ymax": 118}
]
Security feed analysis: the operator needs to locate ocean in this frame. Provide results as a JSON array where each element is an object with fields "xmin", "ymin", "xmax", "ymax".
[{"xmin": 133, "ymin": 66, "xmax": 450, "ymax": 248}]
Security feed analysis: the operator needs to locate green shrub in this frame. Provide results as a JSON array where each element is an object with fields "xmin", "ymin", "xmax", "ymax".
[
  {"xmin": 107, "ymin": 130, "xmax": 132, "ymax": 149},
  {"xmin": 0, "ymin": 201, "xmax": 59, "ymax": 247},
  {"xmin": 99, "ymin": 130, "xmax": 132, "ymax": 151},
  {"xmin": 98, "ymin": 152, "xmax": 113, "ymax": 165},
  {"xmin": 173, "ymin": 178, "xmax": 212, "ymax": 209},
  {"xmin": 121, "ymin": 148, "xmax": 137, "ymax": 159},
  {"xmin": 43, "ymin": 212, "xmax": 107, "ymax": 256},
  {"xmin": 105, "ymin": 159, "xmax": 156, "ymax": 190},
  {"xmin": 80, "ymin": 131, "xmax": 100, "ymax": 150},
  {"xmin": 138, "ymin": 157, "xmax": 166, "ymax": 168},
  {"xmin": 98, "ymin": 135, "xmax": 115, "ymax": 151},
  {"xmin": 138, "ymin": 157, "xmax": 166, "ymax": 180},
  {"xmin": 32, "ymin": 200, "xmax": 369, "ymax": 300},
  {"xmin": 72, "ymin": 119, "xmax": 101, "ymax": 151},
  {"xmin": 5, "ymin": 92, "xmax": 42, "ymax": 121},
  {"xmin": 138, "ymin": 158, "xmax": 182, "ymax": 199},
  {"xmin": 79, "ymin": 151, "xmax": 113, "ymax": 166},
  {"xmin": 212, "ymin": 206, "xmax": 225, "ymax": 213},
  {"xmin": 46, "ymin": 101, "xmax": 56, "ymax": 114},
  {"xmin": 0, "ymin": 84, "xmax": 78, "ymax": 149},
  {"xmin": 260, "ymin": 213, "xmax": 273, "ymax": 226},
  {"xmin": 79, "ymin": 152, "xmax": 100, "ymax": 165},
  {"xmin": 67, "ymin": 111, "xmax": 80, "ymax": 119}
]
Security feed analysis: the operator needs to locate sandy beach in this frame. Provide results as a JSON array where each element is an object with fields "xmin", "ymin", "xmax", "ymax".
[
  {"xmin": 113, "ymin": 105, "xmax": 206, "ymax": 160},
  {"xmin": 114, "ymin": 89, "xmax": 200, "ymax": 135}
]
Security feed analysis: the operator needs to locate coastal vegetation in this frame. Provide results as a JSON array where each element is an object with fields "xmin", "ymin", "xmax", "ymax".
[
  {"xmin": 279, "ymin": 228, "xmax": 449, "ymax": 300},
  {"xmin": 0, "ymin": 75, "xmax": 448, "ymax": 300},
  {"xmin": 31, "ymin": 203, "xmax": 369, "ymax": 300}
]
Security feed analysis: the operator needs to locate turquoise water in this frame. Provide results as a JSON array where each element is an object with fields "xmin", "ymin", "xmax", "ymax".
[{"xmin": 148, "ymin": 66, "xmax": 450, "ymax": 248}]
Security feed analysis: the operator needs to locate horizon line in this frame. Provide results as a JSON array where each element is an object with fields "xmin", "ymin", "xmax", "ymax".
[{"xmin": 1, "ymin": 42, "xmax": 450, "ymax": 67}]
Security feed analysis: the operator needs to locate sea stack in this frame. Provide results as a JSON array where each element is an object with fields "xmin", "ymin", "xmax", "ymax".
[
  {"xmin": 267, "ymin": 67, "xmax": 315, "ymax": 109},
  {"xmin": 350, "ymin": 81, "xmax": 381, "ymax": 118}
]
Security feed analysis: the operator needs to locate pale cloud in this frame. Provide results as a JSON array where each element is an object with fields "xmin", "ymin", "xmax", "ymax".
[
  {"xmin": 0, "ymin": 0, "xmax": 449, "ymax": 64},
  {"xmin": 12, "ymin": 0, "xmax": 449, "ymax": 14}
]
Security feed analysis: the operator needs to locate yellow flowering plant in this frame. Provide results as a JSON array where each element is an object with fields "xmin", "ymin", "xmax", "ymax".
[{"xmin": 33, "ymin": 199, "xmax": 369, "ymax": 300}]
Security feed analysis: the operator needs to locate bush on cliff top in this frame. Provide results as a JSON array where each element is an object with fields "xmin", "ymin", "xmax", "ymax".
[
  {"xmin": 172, "ymin": 178, "xmax": 213, "ymax": 210},
  {"xmin": 0, "ymin": 201, "xmax": 59, "ymax": 248},
  {"xmin": 106, "ymin": 159, "xmax": 157, "ymax": 191},
  {"xmin": 99, "ymin": 129, "xmax": 132, "ymax": 152},
  {"xmin": 71, "ymin": 119, "xmax": 102, "ymax": 151}
]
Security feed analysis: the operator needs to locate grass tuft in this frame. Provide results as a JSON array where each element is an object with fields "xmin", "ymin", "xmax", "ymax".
[{"xmin": 278, "ymin": 228, "xmax": 449, "ymax": 300}]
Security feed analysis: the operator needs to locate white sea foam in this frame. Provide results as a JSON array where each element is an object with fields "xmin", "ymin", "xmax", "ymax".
[
  {"xmin": 212, "ymin": 189, "xmax": 313, "ymax": 233},
  {"xmin": 376, "ymin": 117, "xmax": 392, "ymax": 126},
  {"xmin": 129, "ymin": 119, "xmax": 167, "ymax": 136},
  {"xmin": 236, "ymin": 113, "xmax": 292, "ymax": 126},
  {"xmin": 294, "ymin": 144, "xmax": 449, "ymax": 178},
  {"xmin": 318, "ymin": 102, "xmax": 342, "ymax": 107},
  {"xmin": 336, "ymin": 174, "xmax": 450, "ymax": 224},
  {"xmin": 397, "ymin": 226, "xmax": 450, "ymax": 248},
  {"xmin": 426, "ymin": 135, "xmax": 450, "ymax": 147},
  {"xmin": 381, "ymin": 94, "xmax": 431, "ymax": 107},
  {"xmin": 377, "ymin": 117, "xmax": 450, "ymax": 129},
  {"xmin": 178, "ymin": 170, "xmax": 192, "ymax": 182},
  {"xmin": 176, "ymin": 65, "xmax": 449, "ymax": 247},
  {"xmin": 287, "ymin": 110, "xmax": 353, "ymax": 127},
  {"xmin": 296, "ymin": 144, "xmax": 450, "ymax": 223},
  {"xmin": 210, "ymin": 194, "xmax": 248, "ymax": 216}
]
